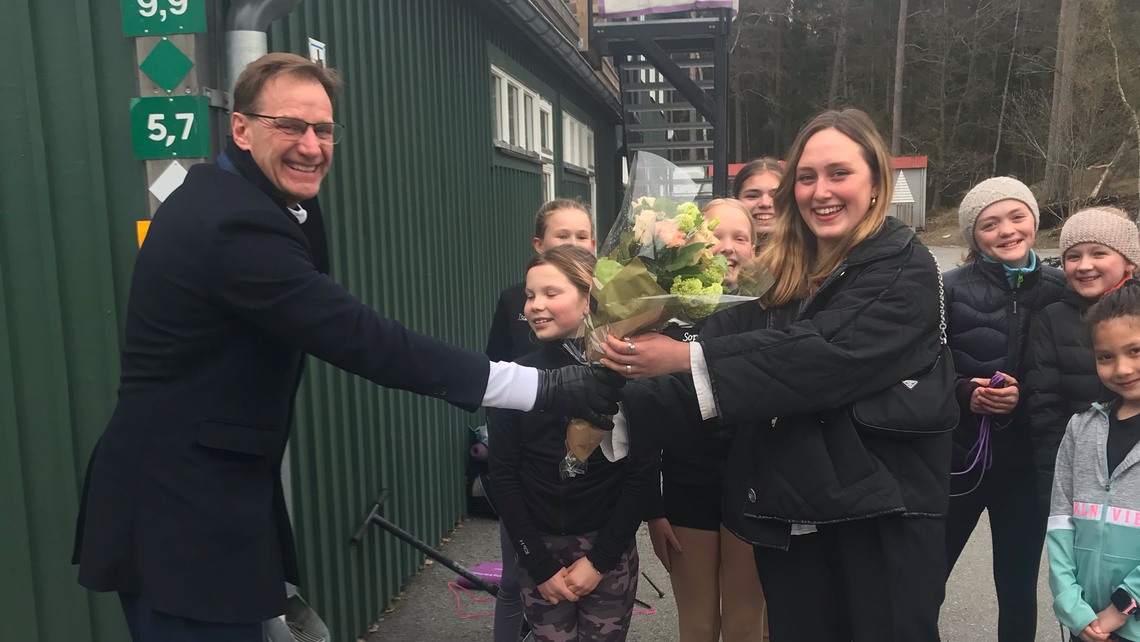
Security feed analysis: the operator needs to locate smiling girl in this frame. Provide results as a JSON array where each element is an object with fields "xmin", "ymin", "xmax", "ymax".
[
  {"xmin": 1026, "ymin": 207, "xmax": 1140, "ymax": 520},
  {"xmin": 647, "ymin": 198, "xmax": 769, "ymax": 642},
  {"xmin": 489, "ymin": 245, "xmax": 654, "ymax": 642},
  {"xmin": 599, "ymin": 108, "xmax": 951, "ymax": 640},
  {"xmin": 943, "ymin": 176, "xmax": 1066, "ymax": 642},
  {"xmin": 733, "ymin": 158, "xmax": 784, "ymax": 244}
]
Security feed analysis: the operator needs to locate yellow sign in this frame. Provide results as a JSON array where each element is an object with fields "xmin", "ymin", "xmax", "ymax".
[{"xmin": 137, "ymin": 220, "xmax": 151, "ymax": 247}]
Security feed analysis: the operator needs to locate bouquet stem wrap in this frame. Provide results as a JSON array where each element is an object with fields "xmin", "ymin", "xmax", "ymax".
[{"xmin": 562, "ymin": 152, "xmax": 773, "ymax": 477}]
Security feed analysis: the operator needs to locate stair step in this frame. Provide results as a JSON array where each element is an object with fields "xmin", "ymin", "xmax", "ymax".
[
  {"xmin": 624, "ymin": 79, "xmax": 714, "ymax": 91},
  {"xmin": 629, "ymin": 140, "xmax": 713, "ymax": 151},
  {"xmin": 624, "ymin": 102, "xmax": 700, "ymax": 112},
  {"xmin": 627, "ymin": 122, "xmax": 712, "ymax": 132}
]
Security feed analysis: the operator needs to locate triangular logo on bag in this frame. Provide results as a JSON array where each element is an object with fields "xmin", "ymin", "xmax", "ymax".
[{"xmin": 902, "ymin": 380, "xmax": 918, "ymax": 389}]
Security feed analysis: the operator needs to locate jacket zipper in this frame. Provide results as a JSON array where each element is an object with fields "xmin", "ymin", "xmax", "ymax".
[{"xmin": 797, "ymin": 263, "xmax": 848, "ymax": 321}]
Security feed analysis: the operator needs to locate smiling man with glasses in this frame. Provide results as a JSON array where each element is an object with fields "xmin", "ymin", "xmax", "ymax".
[{"xmin": 72, "ymin": 52, "xmax": 624, "ymax": 642}]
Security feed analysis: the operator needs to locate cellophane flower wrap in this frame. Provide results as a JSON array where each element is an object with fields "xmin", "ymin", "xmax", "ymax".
[{"xmin": 559, "ymin": 152, "xmax": 773, "ymax": 479}]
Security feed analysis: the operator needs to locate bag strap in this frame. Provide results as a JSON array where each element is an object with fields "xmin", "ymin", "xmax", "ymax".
[{"xmin": 923, "ymin": 244, "xmax": 948, "ymax": 346}]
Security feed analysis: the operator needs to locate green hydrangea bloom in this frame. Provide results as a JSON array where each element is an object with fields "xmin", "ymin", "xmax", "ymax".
[
  {"xmin": 671, "ymin": 277, "xmax": 723, "ymax": 318},
  {"xmin": 675, "ymin": 202, "xmax": 702, "ymax": 232}
]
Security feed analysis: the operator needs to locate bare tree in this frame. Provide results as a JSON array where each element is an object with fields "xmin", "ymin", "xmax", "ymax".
[
  {"xmin": 992, "ymin": 0, "xmax": 1022, "ymax": 174},
  {"xmin": 891, "ymin": 0, "xmax": 909, "ymax": 154},
  {"xmin": 1108, "ymin": 18, "xmax": 1140, "ymax": 201},
  {"xmin": 1043, "ymin": 0, "xmax": 1083, "ymax": 203},
  {"xmin": 828, "ymin": 0, "xmax": 851, "ymax": 109}
]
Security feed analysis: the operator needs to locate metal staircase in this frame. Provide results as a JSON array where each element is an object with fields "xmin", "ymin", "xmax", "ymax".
[{"xmin": 591, "ymin": 9, "xmax": 732, "ymax": 198}]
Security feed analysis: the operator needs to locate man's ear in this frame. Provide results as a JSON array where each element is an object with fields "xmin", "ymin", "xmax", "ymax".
[{"xmin": 231, "ymin": 112, "xmax": 252, "ymax": 151}]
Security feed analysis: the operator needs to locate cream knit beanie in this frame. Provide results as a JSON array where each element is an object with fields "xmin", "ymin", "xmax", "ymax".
[
  {"xmin": 1060, "ymin": 207, "xmax": 1140, "ymax": 267},
  {"xmin": 958, "ymin": 177, "xmax": 1040, "ymax": 251}
]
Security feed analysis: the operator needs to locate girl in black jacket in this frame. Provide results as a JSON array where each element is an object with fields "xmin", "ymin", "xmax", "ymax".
[
  {"xmin": 489, "ymin": 245, "xmax": 654, "ymax": 642},
  {"xmin": 646, "ymin": 199, "xmax": 770, "ymax": 642},
  {"xmin": 484, "ymin": 198, "xmax": 596, "ymax": 642},
  {"xmin": 599, "ymin": 109, "xmax": 951, "ymax": 642},
  {"xmin": 942, "ymin": 176, "xmax": 1065, "ymax": 642},
  {"xmin": 1025, "ymin": 207, "xmax": 1139, "ymax": 512}
]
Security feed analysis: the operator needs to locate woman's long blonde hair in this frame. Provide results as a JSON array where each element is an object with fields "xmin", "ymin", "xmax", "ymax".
[{"xmin": 758, "ymin": 109, "xmax": 895, "ymax": 308}]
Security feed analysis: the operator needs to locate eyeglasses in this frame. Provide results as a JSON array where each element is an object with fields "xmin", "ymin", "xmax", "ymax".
[{"xmin": 242, "ymin": 113, "xmax": 345, "ymax": 144}]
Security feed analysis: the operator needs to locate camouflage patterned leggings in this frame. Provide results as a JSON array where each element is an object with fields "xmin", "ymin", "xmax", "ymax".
[{"xmin": 516, "ymin": 533, "xmax": 639, "ymax": 642}]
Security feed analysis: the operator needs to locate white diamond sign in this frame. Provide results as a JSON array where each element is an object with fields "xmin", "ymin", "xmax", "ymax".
[{"xmin": 149, "ymin": 160, "xmax": 189, "ymax": 202}]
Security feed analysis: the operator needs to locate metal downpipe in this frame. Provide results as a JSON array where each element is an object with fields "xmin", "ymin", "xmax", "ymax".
[{"xmin": 225, "ymin": 0, "xmax": 303, "ymax": 93}]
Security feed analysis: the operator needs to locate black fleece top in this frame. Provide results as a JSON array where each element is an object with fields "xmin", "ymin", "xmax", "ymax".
[
  {"xmin": 1025, "ymin": 285, "xmax": 1111, "ymax": 509},
  {"xmin": 485, "ymin": 282, "xmax": 539, "ymax": 362},
  {"xmin": 488, "ymin": 342, "xmax": 656, "ymax": 584}
]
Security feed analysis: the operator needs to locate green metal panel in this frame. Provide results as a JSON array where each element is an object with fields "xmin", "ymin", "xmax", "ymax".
[
  {"xmin": 1, "ymin": 0, "xmax": 147, "ymax": 639},
  {"xmin": 267, "ymin": 0, "xmax": 559, "ymax": 637},
  {"xmin": 2, "ymin": 0, "xmax": 619, "ymax": 639}
]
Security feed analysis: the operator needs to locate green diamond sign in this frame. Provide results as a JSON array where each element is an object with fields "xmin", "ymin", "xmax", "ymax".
[
  {"xmin": 130, "ymin": 95, "xmax": 210, "ymax": 159},
  {"xmin": 140, "ymin": 38, "xmax": 194, "ymax": 92},
  {"xmin": 121, "ymin": 0, "xmax": 205, "ymax": 36}
]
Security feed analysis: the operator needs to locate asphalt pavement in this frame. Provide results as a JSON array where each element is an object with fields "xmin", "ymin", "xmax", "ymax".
[{"xmin": 366, "ymin": 246, "xmax": 1068, "ymax": 641}]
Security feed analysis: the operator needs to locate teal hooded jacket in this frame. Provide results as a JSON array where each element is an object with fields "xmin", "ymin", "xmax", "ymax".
[{"xmin": 1048, "ymin": 403, "xmax": 1140, "ymax": 638}]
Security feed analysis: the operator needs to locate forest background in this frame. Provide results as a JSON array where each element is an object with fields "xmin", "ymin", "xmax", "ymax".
[{"xmin": 727, "ymin": 0, "xmax": 1140, "ymax": 230}]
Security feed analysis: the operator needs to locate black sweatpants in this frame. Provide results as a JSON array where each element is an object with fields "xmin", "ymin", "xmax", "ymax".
[
  {"xmin": 945, "ymin": 464, "xmax": 1044, "ymax": 642},
  {"xmin": 754, "ymin": 515, "xmax": 946, "ymax": 642}
]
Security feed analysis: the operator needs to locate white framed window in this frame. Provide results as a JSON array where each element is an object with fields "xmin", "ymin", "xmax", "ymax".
[
  {"xmin": 542, "ymin": 163, "xmax": 555, "ymax": 202},
  {"xmin": 539, "ymin": 99, "xmax": 553, "ymax": 160},
  {"xmin": 491, "ymin": 65, "xmax": 543, "ymax": 157},
  {"xmin": 561, "ymin": 113, "xmax": 594, "ymax": 173}
]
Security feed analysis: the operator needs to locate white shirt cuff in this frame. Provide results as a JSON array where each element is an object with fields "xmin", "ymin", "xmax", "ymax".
[
  {"xmin": 482, "ymin": 361, "xmax": 538, "ymax": 411},
  {"xmin": 690, "ymin": 342, "xmax": 718, "ymax": 420}
]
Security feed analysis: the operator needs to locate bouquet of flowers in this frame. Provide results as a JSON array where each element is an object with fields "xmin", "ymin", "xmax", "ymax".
[{"xmin": 559, "ymin": 152, "xmax": 773, "ymax": 479}]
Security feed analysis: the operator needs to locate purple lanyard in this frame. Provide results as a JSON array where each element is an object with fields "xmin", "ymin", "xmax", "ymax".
[{"xmin": 950, "ymin": 415, "xmax": 993, "ymax": 497}]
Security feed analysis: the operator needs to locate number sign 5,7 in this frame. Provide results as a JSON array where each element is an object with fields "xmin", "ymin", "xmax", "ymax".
[
  {"xmin": 130, "ymin": 96, "xmax": 210, "ymax": 159},
  {"xmin": 121, "ymin": 0, "xmax": 205, "ymax": 36}
]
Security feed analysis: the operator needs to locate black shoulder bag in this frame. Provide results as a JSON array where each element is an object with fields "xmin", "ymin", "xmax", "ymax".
[{"xmin": 849, "ymin": 245, "xmax": 959, "ymax": 436}]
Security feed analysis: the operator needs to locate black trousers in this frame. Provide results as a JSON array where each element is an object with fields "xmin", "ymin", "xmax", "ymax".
[
  {"xmin": 946, "ymin": 465, "xmax": 1045, "ymax": 642},
  {"xmin": 754, "ymin": 515, "xmax": 946, "ymax": 642},
  {"xmin": 119, "ymin": 594, "xmax": 262, "ymax": 642}
]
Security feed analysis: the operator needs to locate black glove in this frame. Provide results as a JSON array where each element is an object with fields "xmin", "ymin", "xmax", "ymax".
[{"xmin": 534, "ymin": 365, "xmax": 626, "ymax": 430}]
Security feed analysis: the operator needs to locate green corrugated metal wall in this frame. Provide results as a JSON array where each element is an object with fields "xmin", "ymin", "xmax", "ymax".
[
  {"xmin": 2, "ymin": 0, "xmax": 145, "ymax": 639},
  {"xmin": 2, "ymin": 0, "xmax": 620, "ymax": 639},
  {"xmin": 270, "ymin": 0, "xmax": 620, "ymax": 638}
]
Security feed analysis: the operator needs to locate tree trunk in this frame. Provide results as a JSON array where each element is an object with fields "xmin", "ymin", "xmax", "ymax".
[
  {"xmin": 993, "ymin": 0, "xmax": 1022, "ymax": 174},
  {"xmin": 828, "ymin": 0, "xmax": 850, "ymax": 109},
  {"xmin": 1089, "ymin": 134, "xmax": 1129, "ymax": 201},
  {"xmin": 1043, "ymin": 0, "xmax": 1083, "ymax": 203},
  {"xmin": 773, "ymin": 17, "xmax": 783, "ymax": 154},
  {"xmin": 891, "ymin": 0, "xmax": 909, "ymax": 154},
  {"xmin": 1108, "ymin": 21, "xmax": 1140, "ymax": 204}
]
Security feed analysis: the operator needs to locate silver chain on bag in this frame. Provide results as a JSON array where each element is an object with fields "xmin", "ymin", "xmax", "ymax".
[{"xmin": 924, "ymin": 245, "xmax": 948, "ymax": 346}]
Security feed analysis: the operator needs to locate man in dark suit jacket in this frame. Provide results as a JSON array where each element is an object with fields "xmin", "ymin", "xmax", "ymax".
[{"xmin": 72, "ymin": 53, "xmax": 622, "ymax": 642}]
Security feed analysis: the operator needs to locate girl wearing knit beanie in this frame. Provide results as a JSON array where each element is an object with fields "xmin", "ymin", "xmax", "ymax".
[
  {"xmin": 943, "ymin": 176, "xmax": 1066, "ymax": 642},
  {"xmin": 1025, "ymin": 206, "xmax": 1139, "ymax": 526}
]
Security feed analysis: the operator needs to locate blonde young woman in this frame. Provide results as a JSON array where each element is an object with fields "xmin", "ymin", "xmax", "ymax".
[
  {"xmin": 601, "ymin": 109, "xmax": 951, "ymax": 641},
  {"xmin": 647, "ymin": 199, "xmax": 769, "ymax": 642}
]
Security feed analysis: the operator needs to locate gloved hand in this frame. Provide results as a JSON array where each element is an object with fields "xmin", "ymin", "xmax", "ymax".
[{"xmin": 534, "ymin": 365, "xmax": 625, "ymax": 430}]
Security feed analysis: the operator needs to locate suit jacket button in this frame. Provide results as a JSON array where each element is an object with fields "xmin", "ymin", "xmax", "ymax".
[{"xmin": 747, "ymin": 488, "xmax": 757, "ymax": 503}]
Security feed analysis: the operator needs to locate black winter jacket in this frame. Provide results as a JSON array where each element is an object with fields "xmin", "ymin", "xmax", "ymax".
[
  {"xmin": 943, "ymin": 257, "xmax": 1065, "ymax": 480},
  {"xmin": 488, "ymin": 342, "xmax": 657, "ymax": 584},
  {"xmin": 629, "ymin": 218, "xmax": 952, "ymax": 549},
  {"xmin": 1024, "ymin": 286, "xmax": 1109, "ymax": 509},
  {"xmin": 485, "ymin": 282, "xmax": 538, "ymax": 362}
]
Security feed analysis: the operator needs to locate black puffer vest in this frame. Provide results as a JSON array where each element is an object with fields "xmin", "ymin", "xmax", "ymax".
[{"xmin": 943, "ymin": 257, "xmax": 1065, "ymax": 474}]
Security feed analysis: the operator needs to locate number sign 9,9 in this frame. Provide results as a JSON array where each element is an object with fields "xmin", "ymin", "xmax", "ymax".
[
  {"xmin": 130, "ymin": 96, "xmax": 210, "ymax": 159},
  {"xmin": 121, "ymin": 0, "xmax": 205, "ymax": 36}
]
